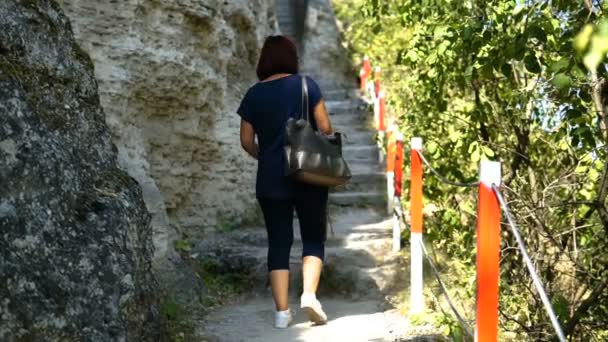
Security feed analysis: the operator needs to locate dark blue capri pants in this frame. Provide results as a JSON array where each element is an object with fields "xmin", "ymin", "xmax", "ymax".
[{"xmin": 258, "ymin": 185, "xmax": 328, "ymax": 271}]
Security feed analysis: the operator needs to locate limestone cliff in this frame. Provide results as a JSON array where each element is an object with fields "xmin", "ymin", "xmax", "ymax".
[
  {"xmin": 57, "ymin": 0, "xmax": 278, "ymax": 260},
  {"xmin": 0, "ymin": 0, "xmax": 158, "ymax": 340}
]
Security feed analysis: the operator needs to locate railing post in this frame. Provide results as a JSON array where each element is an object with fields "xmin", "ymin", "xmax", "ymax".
[
  {"xmin": 410, "ymin": 137, "xmax": 424, "ymax": 314},
  {"xmin": 378, "ymin": 90, "xmax": 386, "ymax": 132},
  {"xmin": 374, "ymin": 66, "xmax": 381, "ymax": 98},
  {"xmin": 476, "ymin": 161, "xmax": 501, "ymax": 342},
  {"xmin": 359, "ymin": 56, "xmax": 371, "ymax": 92},
  {"xmin": 392, "ymin": 132, "xmax": 404, "ymax": 253},
  {"xmin": 386, "ymin": 125, "xmax": 397, "ymax": 214}
]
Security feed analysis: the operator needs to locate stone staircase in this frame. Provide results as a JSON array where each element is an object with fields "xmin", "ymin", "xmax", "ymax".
[
  {"xmin": 196, "ymin": 2, "xmax": 441, "ymax": 340},
  {"xmin": 324, "ymin": 94, "xmax": 386, "ymax": 207},
  {"xmin": 276, "ymin": 0, "xmax": 386, "ymax": 209},
  {"xmin": 275, "ymin": 0, "xmax": 295, "ymax": 38}
]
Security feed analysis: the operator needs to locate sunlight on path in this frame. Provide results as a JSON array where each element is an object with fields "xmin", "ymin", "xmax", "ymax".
[{"xmin": 205, "ymin": 298, "xmax": 408, "ymax": 342}]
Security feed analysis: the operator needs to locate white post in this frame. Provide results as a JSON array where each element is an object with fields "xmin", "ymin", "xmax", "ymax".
[
  {"xmin": 386, "ymin": 171, "xmax": 394, "ymax": 214},
  {"xmin": 373, "ymin": 96, "xmax": 380, "ymax": 129},
  {"xmin": 410, "ymin": 137, "xmax": 424, "ymax": 314},
  {"xmin": 410, "ymin": 233, "xmax": 424, "ymax": 313}
]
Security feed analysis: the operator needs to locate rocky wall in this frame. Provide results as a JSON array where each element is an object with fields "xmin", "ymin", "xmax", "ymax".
[
  {"xmin": 56, "ymin": 0, "xmax": 277, "ymax": 260},
  {"xmin": 0, "ymin": 0, "xmax": 158, "ymax": 340}
]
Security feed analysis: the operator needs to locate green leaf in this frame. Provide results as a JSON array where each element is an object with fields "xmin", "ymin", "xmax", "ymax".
[
  {"xmin": 553, "ymin": 73, "xmax": 572, "ymax": 90},
  {"xmin": 405, "ymin": 49, "xmax": 419, "ymax": 62},
  {"xmin": 512, "ymin": 4, "xmax": 525, "ymax": 16},
  {"xmin": 482, "ymin": 146, "xmax": 495, "ymax": 157},
  {"xmin": 550, "ymin": 58, "xmax": 570, "ymax": 73},
  {"xmin": 427, "ymin": 141, "xmax": 439, "ymax": 154},
  {"xmin": 437, "ymin": 41, "xmax": 451, "ymax": 55},
  {"xmin": 574, "ymin": 24, "xmax": 594, "ymax": 52}
]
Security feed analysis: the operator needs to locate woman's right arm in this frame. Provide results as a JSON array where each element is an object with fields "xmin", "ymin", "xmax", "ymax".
[{"xmin": 313, "ymin": 99, "xmax": 334, "ymax": 135}]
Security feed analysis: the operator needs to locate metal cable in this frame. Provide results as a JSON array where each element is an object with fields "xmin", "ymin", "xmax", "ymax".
[
  {"xmin": 397, "ymin": 201, "xmax": 475, "ymax": 338},
  {"xmin": 418, "ymin": 238, "xmax": 476, "ymax": 339},
  {"xmin": 416, "ymin": 151, "xmax": 480, "ymax": 188},
  {"xmin": 492, "ymin": 185, "xmax": 567, "ymax": 342}
]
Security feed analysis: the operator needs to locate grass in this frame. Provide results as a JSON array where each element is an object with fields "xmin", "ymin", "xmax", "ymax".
[
  {"xmin": 161, "ymin": 241, "xmax": 256, "ymax": 341},
  {"xmin": 194, "ymin": 258, "xmax": 255, "ymax": 309},
  {"xmin": 159, "ymin": 294, "xmax": 196, "ymax": 342}
]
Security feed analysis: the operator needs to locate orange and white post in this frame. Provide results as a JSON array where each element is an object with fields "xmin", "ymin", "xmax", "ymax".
[
  {"xmin": 373, "ymin": 67, "xmax": 381, "ymax": 125},
  {"xmin": 409, "ymin": 137, "xmax": 424, "ymax": 313},
  {"xmin": 385, "ymin": 126, "xmax": 397, "ymax": 214},
  {"xmin": 378, "ymin": 90, "xmax": 386, "ymax": 132},
  {"xmin": 374, "ymin": 66, "xmax": 381, "ymax": 98},
  {"xmin": 392, "ymin": 132, "xmax": 404, "ymax": 253},
  {"xmin": 476, "ymin": 161, "xmax": 501, "ymax": 342},
  {"xmin": 359, "ymin": 56, "xmax": 371, "ymax": 93}
]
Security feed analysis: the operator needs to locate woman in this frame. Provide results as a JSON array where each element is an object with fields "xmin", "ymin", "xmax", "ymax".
[{"xmin": 237, "ymin": 35, "xmax": 334, "ymax": 329}]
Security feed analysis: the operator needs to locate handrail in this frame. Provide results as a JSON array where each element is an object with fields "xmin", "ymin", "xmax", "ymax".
[
  {"xmin": 492, "ymin": 185, "xmax": 567, "ymax": 342},
  {"xmin": 417, "ymin": 151, "xmax": 479, "ymax": 188},
  {"xmin": 361, "ymin": 56, "xmax": 568, "ymax": 341}
]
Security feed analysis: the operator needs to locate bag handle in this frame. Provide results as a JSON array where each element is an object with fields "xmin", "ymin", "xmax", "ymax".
[{"xmin": 301, "ymin": 75, "xmax": 309, "ymax": 122}]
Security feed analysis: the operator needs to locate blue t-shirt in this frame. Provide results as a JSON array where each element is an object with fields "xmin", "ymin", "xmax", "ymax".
[{"xmin": 237, "ymin": 74, "xmax": 322, "ymax": 199}]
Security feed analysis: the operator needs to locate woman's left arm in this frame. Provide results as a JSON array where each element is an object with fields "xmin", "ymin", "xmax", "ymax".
[
  {"xmin": 313, "ymin": 99, "xmax": 334, "ymax": 135},
  {"xmin": 240, "ymin": 119, "xmax": 258, "ymax": 159}
]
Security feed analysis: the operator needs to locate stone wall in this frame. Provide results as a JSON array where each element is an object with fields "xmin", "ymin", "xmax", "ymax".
[
  {"xmin": 57, "ymin": 0, "xmax": 277, "ymax": 260},
  {"xmin": 302, "ymin": 0, "xmax": 354, "ymax": 88},
  {"xmin": 0, "ymin": 1, "xmax": 158, "ymax": 340}
]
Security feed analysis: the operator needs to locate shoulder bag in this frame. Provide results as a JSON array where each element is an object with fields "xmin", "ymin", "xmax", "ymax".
[{"xmin": 283, "ymin": 76, "xmax": 352, "ymax": 187}]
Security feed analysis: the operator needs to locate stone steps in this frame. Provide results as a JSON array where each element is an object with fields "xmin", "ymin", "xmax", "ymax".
[
  {"xmin": 342, "ymin": 145, "xmax": 380, "ymax": 163},
  {"xmin": 330, "ymin": 113, "xmax": 371, "ymax": 127},
  {"xmin": 275, "ymin": 0, "xmax": 296, "ymax": 37},
  {"xmin": 343, "ymin": 130, "xmax": 376, "ymax": 145},
  {"xmin": 329, "ymin": 191, "xmax": 385, "ymax": 206},
  {"xmin": 323, "ymin": 88, "xmax": 360, "ymax": 100},
  {"xmin": 325, "ymin": 99, "xmax": 363, "ymax": 111}
]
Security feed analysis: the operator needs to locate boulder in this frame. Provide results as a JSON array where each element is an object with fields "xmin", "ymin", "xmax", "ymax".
[{"xmin": 0, "ymin": 1, "xmax": 158, "ymax": 340}]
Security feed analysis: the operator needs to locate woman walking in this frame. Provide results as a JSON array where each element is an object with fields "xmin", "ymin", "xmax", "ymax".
[{"xmin": 237, "ymin": 35, "xmax": 334, "ymax": 329}]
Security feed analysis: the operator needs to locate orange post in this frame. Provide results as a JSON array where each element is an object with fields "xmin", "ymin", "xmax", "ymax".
[
  {"xmin": 476, "ymin": 161, "xmax": 501, "ymax": 342},
  {"xmin": 410, "ymin": 137, "xmax": 424, "ymax": 313},
  {"xmin": 392, "ymin": 132, "xmax": 405, "ymax": 252},
  {"xmin": 386, "ymin": 130, "xmax": 396, "ymax": 174},
  {"xmin": 360, "ymin": 56, "xmax": 371, "ymax": 92},
  {"xmin": 394, "ymin": 135, "xmax": 404, "ymax": 198},
  {"xmin": 378, "ymin": 91, "xmax": 386, "ymax": 131},
  {"xmin": 386, "ymin": 128, "xmax": 397, "ymax": 214},
  {"xmin": 374, "ymin": 66, "xmax": 381, "ymax": 98},
  {"xmin": 410, "ymin": 139, "xmax": 423, "ymax": 235}
]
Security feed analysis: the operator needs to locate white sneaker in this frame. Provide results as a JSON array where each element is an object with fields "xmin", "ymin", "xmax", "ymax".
[
  {"xmin": 300, "ymin": 293, "xmax": 328, "ymax": 325},
  {"xmin": 274, "ymin": 309, "xmax": 293, "ymax": 329}
]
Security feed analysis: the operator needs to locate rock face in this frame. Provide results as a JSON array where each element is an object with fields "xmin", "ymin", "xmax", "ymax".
[
  {"xmin": 301, "ymin": 0, "xmax": 354, "ymax": 89},
  {"xmin": 0, "ymin": 1, "xmax": 158, "ymax": 340},
  {"xmin": 56, "ymin": 0, "xmax": 277, "ymax": 258}
]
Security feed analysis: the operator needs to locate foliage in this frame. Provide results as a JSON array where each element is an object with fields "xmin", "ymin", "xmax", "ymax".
[
  {"xmin": 194, "ymin": 258, "xmax": 254, "ymax": 308},
  {"xmin": 173, "ymin": 239, "xmax": 192, "ymax": 253},
  {"xmin": 334, "ymin": 0, "xmax": 608, "ymax": 340},
  {"xmin": 159, "ymin": 294, "xmax": 194, "ymax": 342}
]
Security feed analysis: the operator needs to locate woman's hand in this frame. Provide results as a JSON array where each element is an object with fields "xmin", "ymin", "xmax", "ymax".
[
  {"xmin": 240, "ymin": 119, "xmax": 259, "ymax": 159},
  {"xmin": 313, "ymin": 99, "xmax": 334, "ymax": 135}
]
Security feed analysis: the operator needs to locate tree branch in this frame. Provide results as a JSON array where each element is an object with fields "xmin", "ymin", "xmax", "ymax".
[{"xmin": 562, "ymin": 278, "xmax": 608, "ymax": 337}]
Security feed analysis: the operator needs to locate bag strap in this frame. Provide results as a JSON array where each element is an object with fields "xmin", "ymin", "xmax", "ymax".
[{"xmin": 301, "ymin": 75, "xmax": 309, "ymax": 122}]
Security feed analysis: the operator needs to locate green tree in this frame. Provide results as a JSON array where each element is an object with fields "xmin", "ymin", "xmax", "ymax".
[{"xmin": 334, "ymin": 0, "xmax": 608, "ymax": 339}]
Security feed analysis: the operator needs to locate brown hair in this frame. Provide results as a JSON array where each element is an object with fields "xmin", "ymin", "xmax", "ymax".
[{"xmin": 256, "ymin": 35, "xmax": 299, "ymax": 81}]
